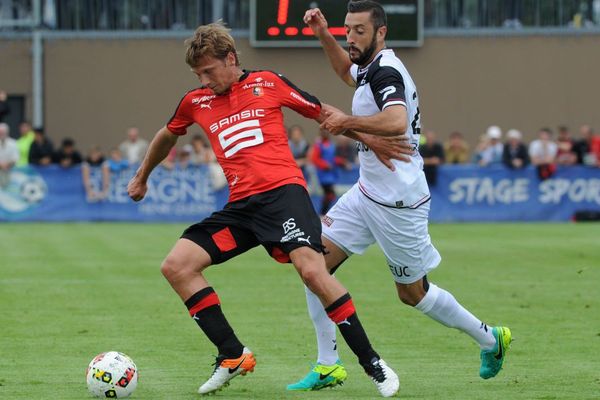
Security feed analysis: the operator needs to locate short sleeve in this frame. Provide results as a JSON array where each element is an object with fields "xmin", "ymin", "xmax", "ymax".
[
  {"xmin": 166, "ymin": 93, "xmax": 195, "ymax": 135},
  {"xmin": 350, "ymin": 64, "xmax": 359, "ymax": 83},
  {"xmin": 370, "ymin": 66, "xmax": 406, "ymax": 111},
  {"xmin": 272, "ymin": 72, "xmax": 322, "ymax": 120}
]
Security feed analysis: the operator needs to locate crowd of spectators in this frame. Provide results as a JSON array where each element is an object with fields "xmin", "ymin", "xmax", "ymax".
[
  {"xmin": 419, "ymin": 124, "xmax": 600, "ymax": 186},
  {"xmin": 1, "ymin": 89, "xmax": 599, "ymax": 200}
]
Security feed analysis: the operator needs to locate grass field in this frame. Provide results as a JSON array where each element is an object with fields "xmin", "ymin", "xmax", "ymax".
[{"xmin": 1, "ymin": 223, "xmax": 599, "ymax": 399}]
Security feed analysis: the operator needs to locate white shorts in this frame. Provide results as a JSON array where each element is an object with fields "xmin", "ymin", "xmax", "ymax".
[{"xmin": 322, "ymin": 184, "xmax": 441, "ymax": 284}]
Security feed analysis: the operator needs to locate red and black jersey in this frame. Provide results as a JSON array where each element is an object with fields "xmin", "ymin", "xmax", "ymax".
[{"xmin": 167, "ymin": 70, "xmax": 321, "ymax": 202}]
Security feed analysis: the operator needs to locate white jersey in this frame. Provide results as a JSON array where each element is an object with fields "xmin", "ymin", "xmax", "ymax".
[{"xmin": 350, "ymin": 48, "xmax": 430, "ymax": 208}]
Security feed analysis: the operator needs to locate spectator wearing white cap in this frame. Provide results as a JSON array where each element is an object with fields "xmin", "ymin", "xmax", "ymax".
[
  {"xmin": 478, "ymin": 126, "xmax": 504, "ymax": 166},
  {"xmin": 502, "ymin": 129, "xmax": 529, "ymax": 169}
]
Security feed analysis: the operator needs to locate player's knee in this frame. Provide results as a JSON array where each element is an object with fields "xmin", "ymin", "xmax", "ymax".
[
  {"xmin": 396, "ymin": 283, "xmax": 426, "ymax": 307},
  {"xmin": 161, "ymin": 255, "xmax": 195, "ymax": 282},
  {"xmin": 397, "ymin": 291, "xmax": 421, "ymax": 307},
  {"xmin": 299, "ymin": 266, "xmax": 323, "ymax": 288}
]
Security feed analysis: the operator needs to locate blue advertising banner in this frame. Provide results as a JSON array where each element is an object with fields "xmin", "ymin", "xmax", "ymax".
[
  {"xmin": 0, "ymin": 165, "xmax": 598, "ymax": 222},
  {"xmin": 0, "ymin": 165, "xmax": 228, "ymax": 222}
]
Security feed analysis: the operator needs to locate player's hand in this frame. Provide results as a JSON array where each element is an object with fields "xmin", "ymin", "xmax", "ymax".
[
  {"xmin": 320, "ymin": 110, "xmax": 349, "ymax": 135},
  {"xmin": 303, "ymin": 8, "xmax": 328, "ymax": 38},
  {"xmin": 366, "ymin": 135, "xmax": 414, "ymax": 170},
  {"xmin": 127, "ymin": 173, "xmax": 148, "ymax": 202}
]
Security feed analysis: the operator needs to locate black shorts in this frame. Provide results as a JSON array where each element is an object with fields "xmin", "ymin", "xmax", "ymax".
[{"xmin": 181, "ymin": 184, "xmax": 323, "ymax": 265}]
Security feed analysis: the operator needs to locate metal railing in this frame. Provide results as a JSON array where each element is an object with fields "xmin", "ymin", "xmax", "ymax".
[{"xmin": 0, "ymin": 0, "xmax": 599, "ymax": 33}]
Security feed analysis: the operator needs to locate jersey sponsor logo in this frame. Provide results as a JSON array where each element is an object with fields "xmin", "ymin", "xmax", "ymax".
[
  {"xmin": 209, "ymin": 109, "xmax": 265, "ymax": 133},
  {"xmin": 192, "ymin": 95, "xmax": 216, "ymax": 104},
  {"xmin": 242, "ymin": 81, "xmax": 274, "ymax": 90},
  {"xmin": 290, "ymin": 91, "xmax": 317, "ymax": 108},
  {"xmin": 379, "ymin": 86, "xmax": 397, "ymax": 101},
  {"xmin": 200, "ymin": 101, "xmax": 212, "ymax": 110},
  {"xmin": 217, "ymin": 119, "xmax": 264, "ymax": 158}
]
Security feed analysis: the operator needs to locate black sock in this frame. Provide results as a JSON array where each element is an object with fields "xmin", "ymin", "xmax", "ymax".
[
  {"xmin": 325, "ymin": 293, "xmax": 379, "ymax": 365},
  {"xmin": 185, "ymin": 287, "xmax": 244, "ymax": 358}
]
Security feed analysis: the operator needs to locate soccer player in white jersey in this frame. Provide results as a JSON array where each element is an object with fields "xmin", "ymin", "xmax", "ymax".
[{"xmin": 287, "ymin": 0, "xmax": 512, "ymax": 393}]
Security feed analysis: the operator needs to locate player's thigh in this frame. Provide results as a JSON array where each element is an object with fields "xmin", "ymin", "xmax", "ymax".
[
  {"xmin": 363, "ymin": 200, "xmax": 441, "ymax": 284},
  {"xmin": 252, "ymin": 184, "xmax": 324, "ymax": 262},
  {"xmin": 321, "ymin": 184, "xmax": 375, "ymax": 256},
  {"xmin": 181, "ymin": 213, "xmax": 259, "ymax": 265}
]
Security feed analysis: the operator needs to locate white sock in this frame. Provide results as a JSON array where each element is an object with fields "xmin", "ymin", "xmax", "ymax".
[
  {"xmin": 415, "ymin": 283, "xmax": 496, "ymax": 349},
  {"xmin": 305, "ymin": 285, "xmax": 339, "ymax": 365}
]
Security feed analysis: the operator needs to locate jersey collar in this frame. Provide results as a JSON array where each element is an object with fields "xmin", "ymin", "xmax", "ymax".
[{"xmin": 357, "ymin": 48, "xmax": 391, "ymax": 75}]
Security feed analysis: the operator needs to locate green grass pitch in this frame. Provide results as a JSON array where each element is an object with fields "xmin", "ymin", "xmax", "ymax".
[{"xmin": 1, "ymin": 223, "xmax": 599, "ymax": 399}]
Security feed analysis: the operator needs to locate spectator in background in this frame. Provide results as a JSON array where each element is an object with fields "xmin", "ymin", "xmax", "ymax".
[
  {"xmin": 555, "ymin": 126, "xmax": 577, "ymax": 165},
  {"xmin": 178, "ymin": 145, "xmax": 193, "ymax": 169},
  {"xmin": 589, "ymin": 127, "xmax": 600, "ymax": 167},
  {"xmin": 0, "ymin": 90, "xmax": 9, "ymax": 122},
  {"xmin": 187, "ymin": 134, "xmax": 227, "ymax": 189},
  {"xmin": 311, "ymin": 128, "xmax": 338, "ymax": 215},
  {"xmin": 119, "ymin": 127, "xmax": 148, "ymax": 164},
  {"xmin": 574, "ymin": 124, "xmax": 600, "ymax": 166},
  {"xmin": 334, "ymin": 135, "xmax": 358, "ymax": 170},
  {"xmin": 16, "ymin": 121, "xmax": 35, "ymax": 167},
  {"xmin": 189, "ymin": 133, "xmax": 214, "ymax": 165},
  {"xmin": 81, "ymin": 146, "xmax": 109, "ymax": 201},
  {"xmin": 160, "ymin": 146, "xmax": 177, "ymax": 170},
  {"xmin": 53, "ymin": 138, "xmax": 82, "ymax": 167},
  {"xmin": 288, "ymin": 125, "xmax": 310, "ymax": 173},
  {"xmin": 0, "ymin": 123, "xmax": 18, "ymax": 188},
  {"xmin": 529, "ymin": 128, "xmax": 558, "ymax": 165},
  {"xmin": 529, "ymin": 128, "xmax": 558, "ymax": 179},
  {"xmin": 472, "ymin": 134, "xmax": 490, "ymax": 165},
  {"xmin": 478, "ymin": 126, "xmax": 504, "ymax": 166},
  {"xmin": 107, "ymin": 148, "xmax": 129, "ymax": 173},
  {"xmin": 444, "ymin": 131, "xmax": 470, "ymax": 164},
  {"xmin": 419, "ymin": 130, "xmax": 445, "ymax": 186},
  {"xmin": 28, "ymin": 127, "xmax": 54, "ymax": 166},
  {"xmin": 502, "ymin": 129, "xmax": 529, "ymax": 169},
  {"xmin": 574, "ymin": 124, "xmax": 592, "ymax": 164}
]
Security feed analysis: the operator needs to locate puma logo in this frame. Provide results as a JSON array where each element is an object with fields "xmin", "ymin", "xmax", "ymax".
[{"xmin": 297, "ymin": 236, "xmax": 311, "ymax": 245}]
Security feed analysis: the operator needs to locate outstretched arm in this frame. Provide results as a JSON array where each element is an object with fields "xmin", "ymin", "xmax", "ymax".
[
  {"xmin": 321, "ymin": 105, "xmax": 407, "ymax": 137},
  {"xmin": 127, "ymin": 126, "xmax": 178, "ymax": 201},
  {"xmin": 304, "ymin": 8, "xmax": 354, "ymax": 87}
]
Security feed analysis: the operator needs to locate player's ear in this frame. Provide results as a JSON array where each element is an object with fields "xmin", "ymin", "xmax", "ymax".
[{"xmin": 377, "ymin": 25, "xmax": 387, "ymax": 41}]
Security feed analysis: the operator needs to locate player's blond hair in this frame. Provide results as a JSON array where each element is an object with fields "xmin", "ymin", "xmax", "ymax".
[{"xmin": 185, "ymin": 21, "xmax": 239, "ymax": 67}]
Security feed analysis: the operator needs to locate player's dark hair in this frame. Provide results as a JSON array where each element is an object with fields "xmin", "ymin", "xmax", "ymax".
[{"xmin": 347, "ymin": 0, "xmax": 387, "ymax": 30}]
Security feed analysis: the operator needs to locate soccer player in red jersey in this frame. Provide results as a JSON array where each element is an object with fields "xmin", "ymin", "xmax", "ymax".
[{"xmin": 127, "ymin": 22, "xmax": 399, "ymax": 397}]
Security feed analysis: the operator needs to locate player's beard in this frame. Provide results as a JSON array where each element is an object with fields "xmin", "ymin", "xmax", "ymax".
[{"xmin": 349, "ymin": 33, "xmax": 378, "ymax": 67}]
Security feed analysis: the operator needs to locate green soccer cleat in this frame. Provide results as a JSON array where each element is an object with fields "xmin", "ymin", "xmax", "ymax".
[
  {"xmin": 480, "ymin": 326, "xmax": 512, "ymax": 379},
  {"xmin": 286, "ymin": 360, "xmax": 348, "ymax": 391}
]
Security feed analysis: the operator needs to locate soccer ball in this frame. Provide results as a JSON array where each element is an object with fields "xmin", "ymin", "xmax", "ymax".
[{"xmin": 86, "ymin": 351, "xmax": 138, "ymax": 398}]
